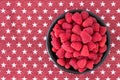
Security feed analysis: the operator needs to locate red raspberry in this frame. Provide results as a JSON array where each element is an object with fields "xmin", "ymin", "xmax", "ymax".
[
  {"xmin": 58, "ymin": 19, "xmax": 65, "ymax": 25},
  {"xmin": 99, "ymin": 26, "xmax": 107, "ymax": 35},
  {"xmin": 99, "ymin": 45, "xmax": 107, "ymax": 54},
  {"xmin": 59, "ymin": 32, "xmax": 71, "ymax": 43},
  {"xmin": 88, "ymin": 52, "xmax": 97, "ymax": 60},
  {"xmin": 72, "ymin": 25, "xmax": 81, "ymax": 35},
  {"xmin": 99, "ymin": 35, "xmax": 107, "ymax": 47},
  {"xmin": 62, "ymin": 42, "xmax": 74, "ymax": 52},
  {"xmin": 81, "ymin": 11, "xmax": 89, "ymax": 20},
  {"xmin": 86, "ymin": 61, "xmax": 94, "ymax": 69},
  {"xmin": 81, "ymin": 45, "xmax": 89, "ymax": 57},
  {"xmin": 92, "ymin": 32, "xmax": 102, "ymax": 42},
  {"xmin": 65, "ymin": 52, "xmax": 73, "ymax": 58},
  {"xmin": 93, "ymin": 23, "xmax": 100, "ymax": 32},
  {"xmin": 77, "ymin": 59, "xmax": 87, "ymax": 68},
  {"xmin": 83, "ymin": 27, "xmax": 93, "ymax": 35},
  {"xmin": 71, "ymin": 42, "xmax": 82, "ymax": 51},
  {"xmin": 72, "ymin": 12, "xmax": 82, "ymax": 25},
  {"xmin": 51, "ymin": 37, "xmax": 61, "ymax": 49},
  {"xmin": 62, "ymin": 22, "xmax": 72, "ymax": 29},
  {"xmin": 65, "ymin": 12, "xmax": 72, "ymax": 23},
  {"xmin": 56, "ymin": 48, "xmax": 65, "ymax": 58},
  {"xmin": 73, "ymin": 51, "xmax": 81, "ymax": 57},
  {"xmin": 69, "ymin": 58, "xmax": 78, "ymax": 70},
  {"xmin": 57, "ymin": 58, "xmax": 65, "ymax": 66},
  {"xmin": 87, "ymin": 41, "xmax": 96, "ymax": 51},
  {"xmin": 71, "ymin": 34, "xmax": 81, "ymax": 42},
  {"xmin": 78, "ymin": 68, "xmax": 86, "ymax": 72},
  {"xmin": 82, "ymin": 17, "xmax": 94, "ymax": 27}
]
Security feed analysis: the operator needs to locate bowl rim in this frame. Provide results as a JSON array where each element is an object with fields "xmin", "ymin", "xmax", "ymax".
[{"xmin": 46, "ymin": 9, "xmax": 111, "ymax": 74}]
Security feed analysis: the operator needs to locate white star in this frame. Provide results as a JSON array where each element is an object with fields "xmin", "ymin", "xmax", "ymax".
[
  {"xmin": 33, "ymin": 63, "xmax": 37, "ymax": 68},
  {"xmin": 43, "ymin": 36, "xmax": 47, "ymax": 41},
  {"xmin": 101, "ymin": 15, "xmax": 105, "ymax": 20},
  {"xmin": 6, "ymin": 29, "xmax": 12, "ymax": 35},
  {"xmin": 27, "ymin": 70, "xmax": 32, "ymax": 75},
  {"xmin": 1, "ymin": 35, "xmax": 6, "ymax": 40},
  {"xmin": 38, "ymin": 15, "xmax": 42, "ymax": 20},
  {"xmin": 111, "ymin": 15, "xmax": 115, "ymax": 20},
  {"xmin": 100, "ymin": 1, "xmax": 105, "ymax": 6},
  {"xmin": 16, "ymin": 1, "xmax": 21, "ymax": 7},
  {"xmin": 111, "ymin": 43, "xmax": 115, "ymax": 47},
  {"xmin": 48, "ymin": 16, "xmax": 53, "ymax": 20},
  {"xmin": 6, "ymin": 56, "xmax": 11, "ymax": 61},
  {"xmin": 32, "ymin": 22, "xmax": 37, "ymax": 27},
  {"xmin": 48, "ymin": 57, "xmax": 52, "ymax": 61},
  {"xmin": 48, "ymin": 2, "xmax": 53, "ymax": 7},
  {"xmin": 22, "ymin": 9, "xmax": 27, "ymax": 14},
  {"xmin": 12, "ymin": 63, "xmax": 16, "ymax": 68},
  {"xmin": 38, "ymin": 56, "xmax": 42, "ymax": 61},
  {"xmin": 106, "ymin": 77, "xmax": 111, "ymax": 80},
  {"xmin": 116, "ymin": 63, "xmax": 120, "ymax": 68},
  {"xmin": 106, "ymin": 22, "xmax": 110, "ymax": 27},
  {"xmin": 116, "ymin": 49, "xmax": 120, "ymax": 54},
  {"xmin": 43, "ymin": 77, "xmax": 48, "ymax": 80},
  {"xmin": 43, "ymin": 49, "xmax": 47, "ymax": 54},
  {"xmin": 116, "ymin": 36, "xmax": 120, "ymax": 41},
  {"xmin": 69, "ymin": 2, "xmax": 74, "ymax": 6},
  {"xmin": 53, "ymin": 9, "xmax": 58, "ymax": 13},
  {"xmin": 17, "ymin": 56, "xmax": 22, "ymax": 61},
  {"xmin": 6, "ymin": 15, "xmax": 11, "ymax": 20},
  {"xmin": 95, "ymin": 8, "xmax": 100, "ymax": 13},
  {"xmin": 11, "ymin": 22, "xmax": 16, "ymax": 27},
  {"xmin": 90, "ymin": 1, "xmax": 95, "ymax": 6},
  {"xmin": 27, "ymin": 56, "xmax": 32, "ymax": 61},
  {"xmin": 27, "ymin": 2, "xmax": 32, "ymax": 7},
  {"xmin": 6, "ymin": 1, "xmax": 11, "ymax": 6},
  {"xmin": 1, "ymin": 22, "xmax": 5, "ymax": 27},
  {"xmin": 38, "ymin": 29, "xmax": 42, "ymax": 34},
  {"xmin": 22, "ymin": 77, "xmax": 27, "ymax": 80},
  {"xmin": 22, "ymin": 63, "xmax": 27, "ymax": 68},
  {"xmin": 64, "ymin": 8, "xmax": 69, "ymax": 12},
  {"xmin": 111, "ymin": 29, "xmax": 115, "ymax": 34},
  {"xmin": 12, "ymin": 77, "xmax": 16, "ymax": 80},
  {"xmin": 27, "ymin": 29, "xmax": 32, "ymax": 34},
  {"xmin": 16, "ymin": 15, "xmax": 21, "ymax": 20},
  {"xmin": 6, "ymin": 69, "xmax": 11, "ymax": 74},
  {"xmin": 111, "ymin": 1, "xmax": 116, "ymax": 6},
  {"xmin": 1, "ymin": 77, "xmax": 6, "ymax": 80},
  {"xmin": 1, "ymin": 49, "xmax": 6, "ymax": 54},
  {"xmin": 11, "ymin": 8, "xmax": 16, "ymax": 13},
  {"xmin": 38, "ymin": 43, "xmax": 43, "ymax": 48},
  {"xmin": 64, "ymin": 77, "xmax": 69, "ymax": 80},
  {"xmin": 6, "ymin": 42, "xmax": 11, "ymax": 47},
  {"xmin": 17, "ymin": 70, "xmax": 21, "ymax": 74},
  {"xmin": 59, "ymin": 70, "xmax": 63, "ymax": 74},
  {"xmin": 16, "ymin": 28, "xmax": 22, "ymax": 35},
  {"xmin": 111, "ymin": 56, "xmax": 115, "ymax": 61},
  {"xmin": 95, "ymin": 77, "xmax": 100, "ymax": 80},
  {"xmin": 106, "ymin": 63, "xmax": 111, "ymax": 68},
  {"xmin": 100, "ymin": 70, "xmax": 105, "ymax": 75},
  {"xmin": 32, "ymin": 36, "xmax": 37, "ymax": 41},
  {"xmin": 27, "ymin": 43, "xmax": 32, "ymax": 47},
  {"xmin": 27, "ymin": 16, "xmax": 32, "ymax": 20},
  {"xmin": 38, "ymin": 70, "xmax": 42, "ymax": 75},
  {"xmin": 38, "ymin": 2, "xmax": 42, "ymax": 7},
  {"xmin": 12, "ymin": 49, "xmax": 17, "ymax": 54},
  {"xmin": 33, "ymin": 77, "xmax": 37, "ymax": 80},
  {"xmin": 22, "ymin": 49, "xmax": 27, "ymax": 54},
  {"xmin": 22, "ymin": 36, "xmax": 27, "ymax": 41},
  {"xmin": 48, "ymin": 70, "xmax": 53, "ymax": 75},
  {"xmin": 1, "ymin": 62, "xmax": 6, "ymax": 68},
  {"xmin": 53, "ymin": 77, "xmax": 58, "ymax": 80},
  {"xmin": 79, "ymin": 1, "xmax": 84, "ymax": 6},
  {"xmin": 22, "ymin": 22, "xmax": 27, "ymax": 27},
  {"xmin": 116, "ymin": 22, "xmax": 120, "ymax": 27},
  {"xmin": 59, "ymin": 2, "xmax": 63, "ymax": 6},
  {"xmin": 16, "ymin": 42, "xmax": 21, "ymax": 47},
  {"xmin": 43, "ymin": 63, "xmax": 48, "ymax": 68},
  {"xmin": 43, "ymin": 9, "xmax": 48, "ymax": 14},
  {"xmin": 1, "ymin": 8, "xmax": 5, "ymax": 13},
  {"xmin": 32, "ymin": 9, "xmax": 37, "ymax": 14},
  {"xmin": 90, "ymin": 71, "xmax": 95, "ymax": 74},
  {"xmin": 116, "ymin": 8, "xmax": 120, "ymax": 13},
  {"xmin": 74, "ymin": 77, "xmax": 79, "ymax": 80},
  {"xmin": 43, "ymin": 22, "xmax": 48, "ymax": 27},
  {"xmin": 54, "ymin": 64, "xmax": 57, "ymax": 68},
  {"xmin": 116, "ymin": 77, "xmax": 120, "ymax": 80},
  {"xmin": 33, "ymin": 50, "xmax": 37, "ymax": 54},
  {"xmin": 106, "ymin": 8, "xmax": 111, "ymax": 13},
  {"xmin": 111, "ymin": 70, "xmax": 116, "ymax": 75}
]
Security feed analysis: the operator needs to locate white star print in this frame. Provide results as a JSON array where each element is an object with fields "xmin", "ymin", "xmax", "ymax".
[
  {"xmin": 116, "ymin": 36, "xmax": 120, "ymax": 41},
  {"xmin": 100, "ymin": 70, "xmax": 105, "ymax": 75},
  {"xmin": 100, "ymin": 1, "xmax": 105, "ymax": 6},
  {"xmin": 111, "ymin": 1, "xmax": 116, "ymax": 6},
  {"xmin": 27, "ymin": 43, "xmax": 32, "ymax": 47},
  {"xmin": 27, "ymin": 70, "xmax": 32, "ymax": 75},
  {"xmin": 16, "ymin": 42, "xmax": 22, "ymax": 47},
  {"xmin": 27, "ymin": 29, "xmax": 32, "ymax": 34},
  {"xmin": 48, "ymin": 2, "xmax": 53, "ymax": 7},
  {"xmin": 32, "ymin": 22, "xmax": 37, "ymax": 27},
  {"xmin": 43, "ymin": 22, "xmax": 48, "ymax": 27},
  {"xmin": 90, "ymin": 71, "xmax": 95, "ymax": 74},
  {"xmin": 1, "ymin": 49, "xmax": 6, "ymax": 54},
  {"xmin": 1, "ymin": 22, "xmax": 5, "ymax": 27},
  {"xmin": 38, "ymin": 56, "xmax": 42, "ymax": 61},
  {"xmin": 33, "ymin": 77, "xmax": 37, "ymax": 80},
  {"xmin": 17, "ymin": 56, "xmax": 22, "ymax": 61},
  {"xmin": 22, "ymin": 77, "xmax": 27, "ymax": 80},
  {"xmin": 43, "ymin": 77, "xmax": 48, "ymax": 80},
  {"xmin": 116, "ymin": 22, "xmax": 120, "ymax": 27},
  {"xmin": 111, "ymin": 43, "xmax": 115, "ymax": 47},
  {"xmin": 64, "ymin": 77, "xmax": 69, "ymax": 80},
  {"xmin": 33, "ymin": 50, "xmax": 37, "ymax": 54},
  {"xmin": 6, "ymin": 56, "xmax": 11, "ymax": 61},
  {"xmin": 22, "ymin": 49, "xmax": 27, "ymax": 54},
  {"xmin": 6, "ymin": 69, "xmax": 11, "ymax": 74},
  {"xmin": 27, "ymin": 16, "xmax": 32, "ymax": 20},
  {"xmin": 22, "ymin": 36, "xmax": 27, "ymax": 41},
  {"xmin": 59, "ymin": 2, "xmax": 63, "ymax": 6},
  {"xmin": 111, "ymin": 56, "xmax": 115, "ymax": 61},
  {"xmin": 111, "ymin": 15, "xmax": 116, "ymax": 20},
  {"xmin": 106, "ymin": 8, "xmax": 111, "ymax": 13},
  {"xmin": 12, "ymin": 49, "xmax": 17, "ymax": 54},
  {"xmin": 17, "ymin": 70, "xmax": 21, "ymax": 74},
  {"xmin": 1, "ymin": 77, "xmax": 6, "ymax": 80},
  {"xmin": 11, "ymin": 8, "xmax": 16, "ymax": 13},
  {"xmin": 11, "ymin": 22, "xmax": 16, "ymax": 27},
  {"xmin": 6, "ymin": 42, "xmax": 11, "ymax": 47},
  {"xmin": 4, "ymin": 28, "xmax": 9, "ymax": 33},
  {"xmin": 16, "ymin": 1, "xmax": 21, "ymax": 7},
  {"xmin": 116, "ymin": 8, "xmax": 120, "ymax": 13},
  {"xmin": 53, "ymin": 9, "xmax": 58, "ymax": 13},
  {"xmin": 27, "ymin": 2, "xmax": 32, "ymax": 7},
  {"xmin": 95, "ymin": 77, "xmax": 100, "ymax": 80},
  {"xmin": 53, "ymin": 77, "xmax": 58, "ymax": 80},
  {"xmin": 32, "ymin": 9, "xmax": 37, "ymax": 14},
  {"xmin": 1, "ymin": 35, "xmax": 6, "ymax": 40},
  {"xmin": 48, "ymin": 70, "xmax": 53, "ymax": 75},
  {"xmin": 37, "ymin": 29, "xmax": 42, "ymax": 34},
  {"xmin": 1, "ymin": 62, "xmax": 6, "ymax": 68},
  {"xmin": 111, "ymin": 29, "xmax": 115, "ymax": 34},
  {"xmin": 32, "ymin": 36, "xmax": 37, "ymax": 41},
  {"xmin": 69, "ymin": 2, "xmax": 74, "ymax": 6},
  {"xmin": 79, "ymin": 1, "xmax": 84, "ymax": 6},
  {"xmin": 90, "ymin": 1, "xmax": 95, "ymax": 6},
  {"xmin": 116, "ymin": 49, "xmax": 120, "ymax": 54},
  {"xmin": 22, "ymin": 63, "xmax": 27, "ymax": 68},
  {"xmin": 1, "ymin": 8, "xmax": 5, "ymax": 13},
  {"xmin": 43, "ymin": 36, "xmax": 47, "ymax": 41},
  {"xmin": 43, "ymin": 9, "xmax": 48, "ymax": 14},
  {"xmin": 38, "ymin": 70, "xmax": 42, "ymax": 75},
  {"xmin": 106, "ymin": 63, "xmax": 111, "ymax": 68},
  {"xmin": 95, "ymin": 8, "xmax": 100, "ymax": 13},
  {"xmin": 12, "ymin": 77, "xmax": 16, "ymax": 80},
  {"xmin": 106, "ymin": 22, "xmax": 110, "ymax": 27},
  {"xmin": 111, "ymin": 70, "xmax": 116, "ymax": 75},
  {"xmin": 116, "ymin": 63, "xmax": 120, "ymax": 68},
  {"xmin": 12, "ymin": 63, "xmax": 17, "ymax": 68},
  {"xmin": 48, "ymin": 57, "xmax": 52, "ymax": 61},
  {"xmin": 54, "ymin": 64, "xmax": 57, "ymax": 68},
  {"xmin": 22, "ymin": 22, "xmax": 27, "ymax": 27},
  {"xmin": 6, "ymin": 15, "xmax": 11, "ymax": 20},
  {"xmin": 116, "ymin": 77, "xmax": 120, "ymax": 80},
  {"xmin": 74, "ymin": 77, "xmax": 79, "ymax": 80},
  {"xmin": 64, "ymin": 8, "xmax": 69, "ymax": 12},
  {"xmin": 59, "ymin": 70, "xmax": 63, "ymax": 74},
  {"xmin": 6, "ymin": 1, "xmax": 11, "ymax": 6},
  {"xmin": 43, "ymin": 49, "xmax": 47, "ymax": 54},
  {"xmin": 38, "ymin": 43, "xmax": 43, "ymax": 48},
  {"xmin": 38, "ymin": 15, "xmax": 42, "ymax": 20},
  {"xmin": 106, "ymin": 77, "xmax": 111, "ymax": 80},
  {"xmin": 101, "ymin": 15, "xmax": 105, "ymax": 20},
  {"xmin": 38, "ymin": 2, "xmax": 42, "ymax": 7},
  {"xmin": 22, "ymin": 9, "xmax": 27, "ymax": 14},
  {"xmin": 43, "ymin": 63, "xmax": 48, "ymax": 68},
  {"xmin": 48, "ymin": 16, "xmax": 53, "ymax": 20},
  {"xmin": 27, "ymin": 56, "xmax": 32, "ymax": 61},
  {"xmin": 16, "ymin": 15, "xmax": 21, "ymax": 20}
]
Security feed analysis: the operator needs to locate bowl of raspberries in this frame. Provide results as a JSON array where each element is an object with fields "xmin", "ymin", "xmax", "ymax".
[{"xmin": 46, "ymin": 9, "xmax": 110, "ymax": 74}]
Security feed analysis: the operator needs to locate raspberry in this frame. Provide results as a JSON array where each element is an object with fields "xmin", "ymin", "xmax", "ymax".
[
  {"xmin": 72, "ymin": 25, "xmax": 81, "ymax": 35},
  {"xmin": 99, "ymin": 26, "xmax": 107, "ymax": 35},
  {"xmin": 62, "ymin": 22, "xmax": 72, "ymax": 29},
  {"xmin": 83, "ymin": 27, "xmax": 93, "ymax": 35},
  {"xmin": 52, "ymin": 48, "xmax": 57, "ymax": 52},
  {"xmin": 51, "ymin": 37, "xmax": 61, "ymax": 49},
  {"xmin": 71, "ymin": 42, "xmax": 82, "ymax": 51},
  {"xmin": 99, "ymin": 45, "xmax": 107, "ymax": 54},
  {"xmin": 71, "ymin": 34, "xmax": 81, "ymax": 42},
  {"xmin": 78, "ymin": 68, "xmax": 86, "ymax": 72},
  {"xmin": 77, "ymin": 59, "xmax": 87, "ymax": 68},
  {"xmin": 57, "ymin": 58, "xmax": 65, "ymax": 66},
  {"xmin": 87, "ymin": 41, "xmax": 96, "ymax": 51},
  {"xmin": 86, "ymin": 61, "xmax": 94, "ymax": 69},
  {"xmin": 56, "ymin": 48, "xmax": 65, "ymax": 58},
  {"xmin": 99, "ymin": 35, "xmax": 107, "ymax": 47},
  {"xmin": 81, "ymin": 45, "xmax": 89, "ymax": 57},
  {"xmin": 65, "ymin": 62, "xmax": 70, "ymax": 69},
  {"xmin": 69, "ymin": 58, "xmax": 78, "ymax": 70},
  {"xmin": 65, "ymin": 12, "xmax": 72, "ymax": 23},
  {"xmin": 92, "ymin": 32, "xmax": 102, "ymax": 42},
  {"xmin": 82, "ymin": 17, "xmax": 94, "ymax": 27},
  {"xmin": 58, "ymin": 19, "xmax": 65, "ymax": 25},
  {"xmin": 59, "ymin": 32, "xmax": 71, "ymax": 43},
  {"xmin": 73, "ymin": 51, "xmax": 81, "ymax": 57},
  {"xmin": 62, "ymin": 42, "xmax": 74, "ymax": 52},
  {"xmin": 65, "ymin": 52, "xmax": 73, "ymax": 58},
  {"xmin": 72, "ymin": 12, "xmax": 82, "ymax": 25},
  {"xmin": 81, "ymin": 11, "xmax": 89, "ymax": 20},
  {"xmin": 93, "ymin": 23, "xmax": 100, "ymax": 32},
  {"xmin": 88, "ymin": 52, "xmax": 97, "ymax": 60}
]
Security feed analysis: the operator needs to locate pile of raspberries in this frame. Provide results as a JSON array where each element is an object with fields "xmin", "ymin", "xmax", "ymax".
[{"xmin": 50, "ymin": 11, "xmax": 107, "ymax": 72}]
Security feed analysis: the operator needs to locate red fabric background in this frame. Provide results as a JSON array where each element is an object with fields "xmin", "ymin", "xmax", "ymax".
[{"xmin": 0, "ymin": 0, "xmax": 120, "ymax": 80}]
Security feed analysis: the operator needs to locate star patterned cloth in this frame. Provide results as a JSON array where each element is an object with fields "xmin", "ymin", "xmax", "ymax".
[{"xmin": 0, "ymin": 0, "xmax": 120, "ymax": 80}]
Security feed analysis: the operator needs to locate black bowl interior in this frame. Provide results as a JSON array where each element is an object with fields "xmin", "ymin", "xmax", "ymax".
[{"xmin": 46, "ymin": 9, "xmax": 110, "ymax": 74}]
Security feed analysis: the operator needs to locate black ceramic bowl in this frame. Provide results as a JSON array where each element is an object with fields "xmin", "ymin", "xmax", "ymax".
[{"xmin": 46, "ymin": 9, "xmax": 110, "ymax": 74}]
